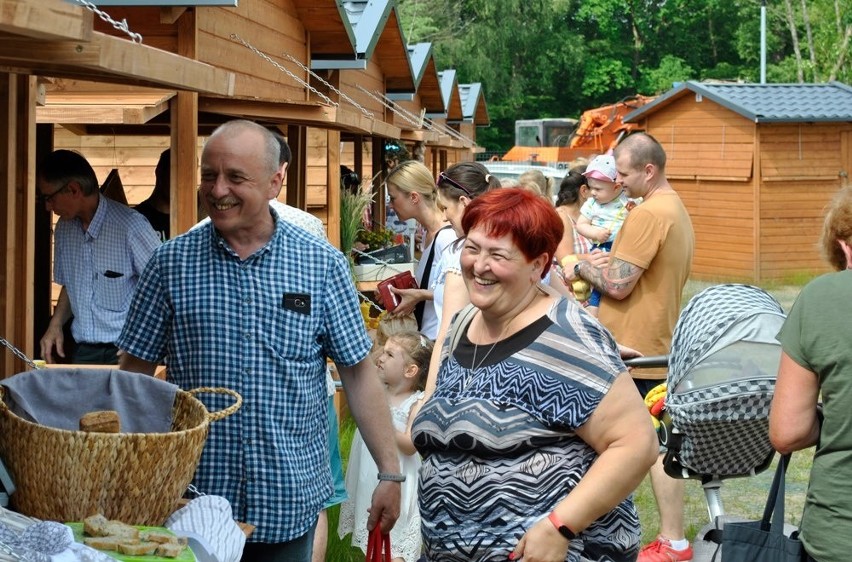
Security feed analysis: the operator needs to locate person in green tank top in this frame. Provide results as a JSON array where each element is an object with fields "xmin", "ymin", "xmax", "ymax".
[{"xmin": 770, "ymin": 185, "xmax": 852, "ymax": 562}]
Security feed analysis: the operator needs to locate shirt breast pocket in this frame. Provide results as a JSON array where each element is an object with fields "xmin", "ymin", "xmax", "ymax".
[{"xmin": 94, "ymin": 273, "xmax": 131, "ymax": 312}]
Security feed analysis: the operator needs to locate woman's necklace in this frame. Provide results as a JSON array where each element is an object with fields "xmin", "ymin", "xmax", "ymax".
[{"xmin": 467, "ymin": 307, "xmax": 525, "ymax": 375}]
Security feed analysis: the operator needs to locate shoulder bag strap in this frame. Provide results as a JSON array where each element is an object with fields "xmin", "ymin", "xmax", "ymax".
[{"xmin": 414, "ymin": 225, "xmax": 452, "ymax": 327}]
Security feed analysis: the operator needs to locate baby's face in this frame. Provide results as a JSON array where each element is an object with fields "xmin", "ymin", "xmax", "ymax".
[{"xmin": 587, "ymin": 177, "xmax": 621, "ymax": 204}]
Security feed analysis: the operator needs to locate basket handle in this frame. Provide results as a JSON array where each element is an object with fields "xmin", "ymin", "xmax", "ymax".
[{"xmin": 188, "ymin": 387, "xmax": 243, "ymax": 422}]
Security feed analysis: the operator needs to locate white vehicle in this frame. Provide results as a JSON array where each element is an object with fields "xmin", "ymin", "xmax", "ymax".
[{"xmin": 482, "ymin": 162, "xmax": 567, "ymax": 185}]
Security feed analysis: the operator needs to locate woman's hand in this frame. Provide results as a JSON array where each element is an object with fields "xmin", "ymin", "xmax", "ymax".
[
  {"xmin": 510, "ymin": 517, "xmax": 570, "ymax": 562},
  {"xmin": 387, "ymin": 287, "xmax": 429, "ymax": 316}
]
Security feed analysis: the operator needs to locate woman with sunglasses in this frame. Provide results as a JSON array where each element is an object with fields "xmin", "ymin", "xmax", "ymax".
[{"xmin": 423, "ymin": 162, "xmax": 502, "ymax": 395}]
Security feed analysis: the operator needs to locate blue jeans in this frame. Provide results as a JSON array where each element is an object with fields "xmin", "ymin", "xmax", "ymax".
[{"xmin": 240, "ymin": 523, "xmax": 316, "ymax": 562}]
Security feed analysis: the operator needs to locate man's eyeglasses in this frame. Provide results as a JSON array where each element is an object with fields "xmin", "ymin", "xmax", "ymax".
[
  {"xmin": 436, "ymin": 172, "xmax": 474, "ymax": 198},
  {"xmin": 37, "ymin": 183, "xmax": 67, "ymax": 205}
]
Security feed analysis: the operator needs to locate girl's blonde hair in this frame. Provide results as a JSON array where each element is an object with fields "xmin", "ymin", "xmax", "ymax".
[
  {"xmin": 517, "ymin": 169, "xmax": 555, "ymax": 201},
  {"xmin": 385, "ymin": 160, "xmax": 438, "ymax": 205},
  {"xmin": 386, "ymin": 330, "xmax": 434, "ymax": 391}
]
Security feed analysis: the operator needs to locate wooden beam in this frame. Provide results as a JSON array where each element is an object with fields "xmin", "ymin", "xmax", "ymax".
[
  {"xmin": 36, "ymin": 97, "xmax": 172, "ymax": 124},
  {"xmin": 0, "ymin": 0, "xmax": 93, "ymax": 42},
  {"xmin": 199, "ymin": 97, "xmax": 337, "ymax": 126},
  {"xmin": 0, "ymin": 31, "xmax": 234, "ymax": 95},
  {"xmin": 326, "ymin": 129, "xmax": 341, "ymax": 248}
]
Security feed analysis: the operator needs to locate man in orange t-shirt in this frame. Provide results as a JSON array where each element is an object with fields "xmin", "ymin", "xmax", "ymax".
[{"xmin": 571, "ymin": 133, "xmax": 695, "ymax": 562}]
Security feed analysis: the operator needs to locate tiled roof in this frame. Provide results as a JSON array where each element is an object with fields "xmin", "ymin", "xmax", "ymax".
[{"xmin": 624, "ymin": 81, "xmax": 852, "ymax": 123}]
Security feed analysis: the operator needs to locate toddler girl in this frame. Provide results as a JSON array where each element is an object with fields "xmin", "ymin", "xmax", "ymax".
[{"xmin": 338, "ymin": 330, "xmax": 433, "ymax": 562}]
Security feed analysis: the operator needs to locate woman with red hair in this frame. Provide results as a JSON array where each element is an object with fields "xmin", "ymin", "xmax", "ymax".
[{"xmin": 412, "ymin": 188, "xmax": 658, "ymax": 561}]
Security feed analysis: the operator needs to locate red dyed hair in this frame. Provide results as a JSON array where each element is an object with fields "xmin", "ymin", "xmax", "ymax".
[{"xmin": 461, "ymin": 188, "xmax": 563, "ymax": 279}]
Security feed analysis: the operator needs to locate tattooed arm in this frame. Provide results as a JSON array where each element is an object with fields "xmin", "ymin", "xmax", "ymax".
[{"xmin": 576, "ymin": 256, "xmax": 644, "ymax": 300}]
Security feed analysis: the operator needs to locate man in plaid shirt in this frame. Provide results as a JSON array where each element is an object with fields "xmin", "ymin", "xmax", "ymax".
[{"xmin": 118, "ymin": 120, "xmax": 401, "ymax": 561}]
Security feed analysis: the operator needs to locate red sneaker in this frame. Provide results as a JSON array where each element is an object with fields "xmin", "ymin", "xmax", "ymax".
[{"xmin": 637, "ymin": 536, "xmax": 694, "ymax": 562}]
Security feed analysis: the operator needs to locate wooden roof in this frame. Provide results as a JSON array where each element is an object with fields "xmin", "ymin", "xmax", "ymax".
[
  {"xmin": 429, "ymin": 69, "xmax": 463, "ymax": 121},
  {"xmin": 388, "ymin": 43, "xmax": 443, "ymax": 114},
  {"xmin": 0, "ymin": 0, "xmax": 233, "ymax": 95},
  {"xmin": 459, "ymin": 82, "xmax": 489, "ymax": 126},
  {"xmin": 292, "ymin": 0, "xmax": 358, "ymax": 61},
  {"xmin": 625, "ymin": 80, "xmax": 852, "ymax": 124},
  {"xmin": 340, "ymin": 0, "xmax": 414, "ymax": 93}
]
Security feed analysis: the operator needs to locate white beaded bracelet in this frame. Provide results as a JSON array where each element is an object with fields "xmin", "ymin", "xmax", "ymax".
[{"xmin": 377, "ymin": 472, "xmax": 406, "ymax": 482}]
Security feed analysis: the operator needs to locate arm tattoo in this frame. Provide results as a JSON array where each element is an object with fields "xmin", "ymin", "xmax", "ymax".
[{"xmin": 579, "ymin": 257, "xmax": 644, "ymax": 299}]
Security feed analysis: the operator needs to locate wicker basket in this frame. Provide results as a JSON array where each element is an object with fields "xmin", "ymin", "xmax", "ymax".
[{"xmin": 0, "ymin": 385, "xmax": 241, "ymax": 526}]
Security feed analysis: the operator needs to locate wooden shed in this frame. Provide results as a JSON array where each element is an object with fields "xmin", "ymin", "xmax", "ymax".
[{"xmin": 623, "ymin": 81, "xmax": 852, "ymax": 283}]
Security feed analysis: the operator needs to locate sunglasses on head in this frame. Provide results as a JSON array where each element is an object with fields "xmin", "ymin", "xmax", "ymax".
[{"xmin": 437, "ymin": 172, "xmax": 474, "ymax": 198}]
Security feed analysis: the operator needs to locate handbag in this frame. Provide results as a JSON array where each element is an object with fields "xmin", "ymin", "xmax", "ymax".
[
  {"xmin": 721, "ymin": 453, "xmax": 804, "ymax": 562},
  {"xmin": 365, "ymin": 525, "xmax": 391, "ymax": 562}
]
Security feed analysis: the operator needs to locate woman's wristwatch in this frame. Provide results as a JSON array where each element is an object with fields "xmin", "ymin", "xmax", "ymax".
[{"xmin": 547, "ymin": 511, "xmax": 577, "ymax": 540}]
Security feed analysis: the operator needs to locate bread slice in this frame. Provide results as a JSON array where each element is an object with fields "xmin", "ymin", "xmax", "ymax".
[
  {"xmin": 117, "ymin": 541, "xmax": 158, "ymax": 556},
  {"xmin": 155, "ymin": 542, "xmax": 187, "ymax": 558},
  {"xmin": 82, "ymin": 513, "xmax": 110, "ymax": 537},
  {"xmin": 141, "ymin": 529, "xmax": 188, "ymax": 545},
  {"xmin": 83, "ymin": 536, "xmax": 123, "ymax": 550},
  {"xmin": 102, "ymin": 520, "xmax": 140, "ymax": 541}
]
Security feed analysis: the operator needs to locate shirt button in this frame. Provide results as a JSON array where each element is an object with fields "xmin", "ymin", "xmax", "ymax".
[
  {"xmin": 244, "ymin": 333, "xmax": 251, "ymax": 340},
  {"xmin": 245, "ymin": 297, "xmax": 252, "ymax": 304}
]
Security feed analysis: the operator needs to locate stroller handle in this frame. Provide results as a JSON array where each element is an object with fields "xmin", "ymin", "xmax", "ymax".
[{"xmin": 623, "ymin": 355, "xmax": 669, "ymax": 370}]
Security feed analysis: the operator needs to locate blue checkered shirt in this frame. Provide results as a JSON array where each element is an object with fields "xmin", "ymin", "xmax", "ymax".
[
  {"xmin": 117, "ymin": 213, "xmax": 373, "ymax": 543},
  {"xmin": 53, "ymin": 195, "xmax": 160, "ymax": 344}
]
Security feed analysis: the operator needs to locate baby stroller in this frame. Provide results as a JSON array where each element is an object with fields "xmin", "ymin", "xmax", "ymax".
[{"xmin": 627, "ymin": 284, "xmax": 787, "ymax": 560}]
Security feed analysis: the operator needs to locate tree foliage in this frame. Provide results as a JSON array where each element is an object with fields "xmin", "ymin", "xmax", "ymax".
[{"xmin": 397, "ymin": 0, "xmax": 852, "ymax": 152}]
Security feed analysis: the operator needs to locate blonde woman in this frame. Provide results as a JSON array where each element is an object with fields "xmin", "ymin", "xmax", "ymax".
[{"xmin": 384, "ymin": 160, "xmax": 455, "ymax": 339}]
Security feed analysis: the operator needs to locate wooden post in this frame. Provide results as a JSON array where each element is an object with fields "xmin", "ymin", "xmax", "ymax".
[
  {"xmin": 0, "ymin": 73, "xmax": 36, "ymax": 377},
  {"xmin": 287, "ymin": 125, "xmax": 307, "ymax": 210},
  {"xmin": 171, "ymin": 8, "xmax": 199, "ymax": 236},
  {"xmin": 326, "ymin": 129, "xmax": 341, "ymax": 247}
]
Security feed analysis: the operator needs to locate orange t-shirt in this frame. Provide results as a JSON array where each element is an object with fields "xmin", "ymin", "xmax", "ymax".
[{"xmin": 597, "ymin": 191, "xmax": 694, "ymax": 379}]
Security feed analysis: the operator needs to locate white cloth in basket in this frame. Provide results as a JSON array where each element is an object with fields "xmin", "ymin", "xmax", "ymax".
[
  {"xmin": 0, "ymin": 369, "xmax": 178, "ymax": 433},
  {"xmin": 166, "ymin": 495, "xmax": 245, "ymax": 562}
]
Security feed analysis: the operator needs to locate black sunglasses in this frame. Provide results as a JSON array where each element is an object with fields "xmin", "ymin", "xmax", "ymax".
[
  {"xmin": 436, "ymin": 172, "xmax": 474, "ymax": 198},
  {"xmin": 37, "ymin": 183, "xmax": 68, "ymax": 205}
]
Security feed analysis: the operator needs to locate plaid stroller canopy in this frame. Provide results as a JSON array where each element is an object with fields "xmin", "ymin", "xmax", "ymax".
[{"xmin": 666, "ymin": 284, "xmax": 787, "ymax": 477}]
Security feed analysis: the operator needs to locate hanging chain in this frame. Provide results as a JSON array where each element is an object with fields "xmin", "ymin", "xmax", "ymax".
[
  {"xmin": 72, "ymin": 0, "xmax": 143, "ymax": 44},
  {"xmin": 281, "ymin": 54, "xmax": 374, "ymax": 119},
  {"xmin": 355, "ymin": 85, "xmax": 422, "ymax": 129},
  {"xmin": 230, "ymin": 34, "xmax": 337, "ymax": 106},
  {"xmin": 0, "ymin": 336, "xmax": 38, "ymax": 371}
]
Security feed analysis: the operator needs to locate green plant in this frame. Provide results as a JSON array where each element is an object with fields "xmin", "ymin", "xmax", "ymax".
[
  {"xmin": 356, "ymin": 227, "xmax": 395, "ymax": 251},
  {"xmin": 340, "ymin": 189, "xmax": 373, "ymax": 259}
]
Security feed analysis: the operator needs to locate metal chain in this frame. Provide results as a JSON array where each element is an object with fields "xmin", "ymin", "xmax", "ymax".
[
  {"xmin": 230, "ymin": 34, "xmax": 336, "ymax": 106},
  {"xmin": 72, "ymin": 0, "xmax": 143, "ymax": 44},
  {"xmin": 0, "ymin": 337, "xmax": 38, "ymax": 371},
  {"xmin": 281, "ymin": 54, "xmax": 374, "ymax": 119},
  {"xmin": 355, "ymin": 85, "xmax": 422, "ymax": 129}
]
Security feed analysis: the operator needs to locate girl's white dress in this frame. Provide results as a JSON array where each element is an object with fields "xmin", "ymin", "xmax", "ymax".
[{"xmin": 338, "ymin": 391, "xmax": 424, "ymax": 562}]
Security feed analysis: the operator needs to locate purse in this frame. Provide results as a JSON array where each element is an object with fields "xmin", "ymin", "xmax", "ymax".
[
  {"xmin": 376, "ymin": 270, "xmax": 418, "ymax": 313},
  {"xmin": 721, "ymin": 453, "xmax": 804, "ymax": 562},
  {"xmin": 365, "ymin": 525, "xmax": 391, "ymax": 562}
]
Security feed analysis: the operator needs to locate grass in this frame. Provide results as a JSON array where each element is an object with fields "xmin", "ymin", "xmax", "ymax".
[{"xmin": 323, "ymin": 278, "xmax": 814, "ymax": 557}]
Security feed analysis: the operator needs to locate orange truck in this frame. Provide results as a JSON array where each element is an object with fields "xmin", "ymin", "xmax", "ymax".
[{"xmin": 500, "ymin": 95, "xmax": 655, "ymax": 167}]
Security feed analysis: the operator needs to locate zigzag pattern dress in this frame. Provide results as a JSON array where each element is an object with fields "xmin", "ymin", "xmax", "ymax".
[{"xmin": 412, "ymin": 298, "xmax": 641, "ymax": 562}]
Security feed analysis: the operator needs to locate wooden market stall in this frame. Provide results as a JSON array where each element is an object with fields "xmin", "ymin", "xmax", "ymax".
[
  {"xmin": 623, "ymin": 80, "xmax": 852, "ymax": 283},
  {"xmin": 1, "ymin": 0, "xmax": 488, "ymax": 378}
]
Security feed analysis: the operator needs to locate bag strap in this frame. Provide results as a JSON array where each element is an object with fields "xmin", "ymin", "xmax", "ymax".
[
  {"xmin": 760, "ymin": 453, "xmax": 791, "ymax": 536},
  {"xmin": 414, "ymin": 225, "xmax": 451, "ymax": 327},
  {"xmin": 448, "ymin": 303, "xmax": 478, "ymax": 356},
  {"xmin": 365, "ymin": 525, "xmax": 391, "ymax": 562}
]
